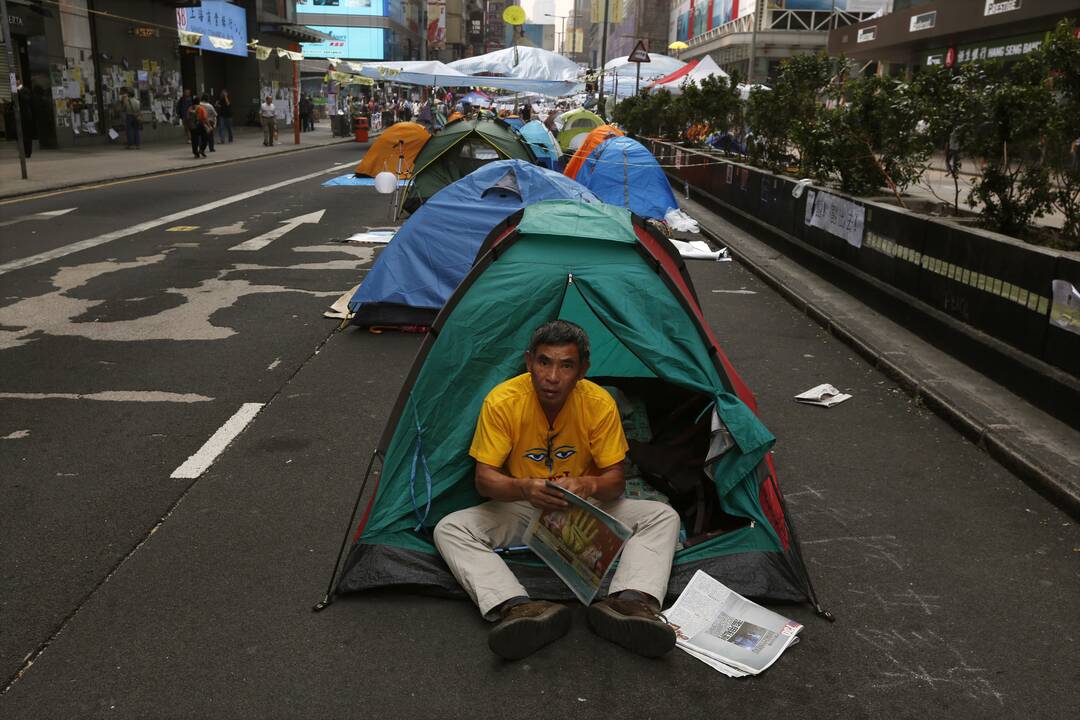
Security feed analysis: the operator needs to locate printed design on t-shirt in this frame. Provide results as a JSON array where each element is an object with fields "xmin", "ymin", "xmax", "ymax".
[{"xmin": 523, "ymin": 431, "xmax": 576, "ymax": 472}]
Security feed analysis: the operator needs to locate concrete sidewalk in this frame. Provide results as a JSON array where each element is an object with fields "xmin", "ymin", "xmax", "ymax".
[{"xmin": 0, "ymin": 121, "xmax": 358, "ymax": 200}]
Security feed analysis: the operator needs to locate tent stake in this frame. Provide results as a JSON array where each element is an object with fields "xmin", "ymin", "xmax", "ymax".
[{"xmin": 313, "ymin": 449, "xmax": 380, "ymax": 612}]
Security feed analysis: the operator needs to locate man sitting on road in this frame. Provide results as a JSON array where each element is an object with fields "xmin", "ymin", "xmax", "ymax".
[{"xmin": 435, "ymin": 320, "xmax": 681, "ymax": 661}]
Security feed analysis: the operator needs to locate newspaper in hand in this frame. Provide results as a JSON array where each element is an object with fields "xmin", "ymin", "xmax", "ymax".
[
  {"xmin": 523, "ymin": 483, "xmax": 632, "ymax": 606},
  {"xmin": 665, "ymin": 570, "xmax": 803, "ymax": 676}
]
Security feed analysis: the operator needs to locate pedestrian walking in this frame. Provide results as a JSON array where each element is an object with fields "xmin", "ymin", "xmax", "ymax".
[
  {"xmin": 301, "ymin": 94, "xmax": 315, "ymax": 132},
  {"xmin": 121, "ymin": 88, "xmax": 141, "ymax": 149},
  {"xmin": 186, "ymin": 101, "xmax": 209, "ymax": 158},
  {"xmin": 216, "ymin": 89, "xmax": 234, "ymax": 144},
  {"xmin": 199, "ymin": 94, "xmax": 217, "ymax": 153},
  {"xmin": 946, "ymin": 126, "xmax": 962, "ymax": 176},
  {"xmin": 175, "ymin": 88, "xmax": 194, "ymax": 142},
  {"xmin": 260, "ymin": 95, "xmax": 276, "ymax": 146},
  {"xmin": 15, "ymin": 79, "xmax": 35, "ymax": 158}
]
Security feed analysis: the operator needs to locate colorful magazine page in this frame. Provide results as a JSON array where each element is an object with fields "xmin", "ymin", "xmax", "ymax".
[{"xmin": 523, "ymin": 483, "xmax": 632, "ymax": 605}]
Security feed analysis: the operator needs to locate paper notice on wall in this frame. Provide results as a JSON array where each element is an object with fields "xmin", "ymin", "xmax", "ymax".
[
  {"xmin": 1050, "ymin": 280, "xmax": 1080, "ymax": 335},
  {"xmin": 804, "ymin": 189, "xmax": 866, "ymax": 248},
  {"xmin": 64, "ymin": 81, "xmax": 81, "ymax": 98}
]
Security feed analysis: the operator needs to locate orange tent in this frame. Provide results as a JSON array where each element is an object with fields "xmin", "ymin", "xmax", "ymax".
[
  {"xmin": 446, "ymin": 111, "xmax": 464, "ymax": 123},
  {"xmin": 355, "ymin": 122, "xmax": 431, "ymax": 178},
  {"xmin": 563, "ymin": 124, "xmax": 625, "ymax": 180}
]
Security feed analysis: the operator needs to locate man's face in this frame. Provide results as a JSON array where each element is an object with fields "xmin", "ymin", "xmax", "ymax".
[{"xmin": 525, "ymin": 343, "xmax": 587, "ymax": 417}]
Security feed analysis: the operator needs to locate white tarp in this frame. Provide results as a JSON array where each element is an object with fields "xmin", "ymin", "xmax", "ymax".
[
  {"xmin": 737, "ymin": 83, "xmax": 770, "ymax": 100},
  {"xmin": 344, "ymin": 60, "xmax": 468, "ymax": 87},
  {"xmin": 651, "ymin": 55, "xmax": 729, "ymax": 96},
  {"xmin": 449, "ymin": 46, "xmax": 580, "ymax": 82}
]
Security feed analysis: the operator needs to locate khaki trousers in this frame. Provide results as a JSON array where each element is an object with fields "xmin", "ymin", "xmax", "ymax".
[{"xmin": 434, "ymin": 498, "xmax": 681, "ymax": 620}]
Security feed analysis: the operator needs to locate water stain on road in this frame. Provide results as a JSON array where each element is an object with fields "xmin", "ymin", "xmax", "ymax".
[{"xmin": 0, "ymin": 243, "xmax": 371, "ymax": 350}]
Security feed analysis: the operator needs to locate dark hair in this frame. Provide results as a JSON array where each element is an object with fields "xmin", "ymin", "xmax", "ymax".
[{"xmin": 528, "ymin": 320, "xmax": 590, "ymax": 365}]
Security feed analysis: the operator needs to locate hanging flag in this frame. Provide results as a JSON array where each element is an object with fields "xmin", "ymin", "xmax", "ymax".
[
  {"xmin": 255, "ymin": 45, "xmax": 273, "ymax": 61},
  {"xmin": 208, "ymin": 36, "xmax": 234, "ymax": 50},
  {"xmin": 427, "ymin": 1, "xmax": 447, "ymax": 50},
  {"xmin": 179, "ymin": 31, "xmax": 202, "ymax": 48}
]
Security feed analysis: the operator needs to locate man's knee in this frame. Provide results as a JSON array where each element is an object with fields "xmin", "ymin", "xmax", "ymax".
[{"xmin": 639, "ymin": 500, "xmax": 681, "ymax": 533}]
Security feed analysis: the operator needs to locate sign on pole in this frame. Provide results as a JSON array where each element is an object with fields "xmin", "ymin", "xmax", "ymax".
[{"xmin": 628, "ymin": 40, "xmax": 651, "ymax": 64}]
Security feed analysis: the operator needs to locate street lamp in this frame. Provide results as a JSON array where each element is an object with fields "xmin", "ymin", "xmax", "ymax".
[{"xmin": 545, "ymin": 13, "xmax": 570, "ymax": 56}]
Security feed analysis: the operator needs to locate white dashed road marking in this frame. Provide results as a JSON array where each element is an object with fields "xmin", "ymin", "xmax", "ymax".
[
  {"xmin": 170, "ymin": 403, "xmax": 265, "ymax": 479},
  {"xmin": 0, "ymin": 167, "xmax": 339, "ymax": 276},
  {"xmin": 0, "ymin": 391, "xmax": 214, "ymax": 402}
]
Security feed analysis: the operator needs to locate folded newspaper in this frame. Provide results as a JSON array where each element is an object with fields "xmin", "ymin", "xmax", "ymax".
[
  {"xmin": 665, "ymin": 570, "xmax": 803, "ymax": 677},
  {"xmin": 523, "ymin": 483, "xmax": 632, "ymax": 606}
]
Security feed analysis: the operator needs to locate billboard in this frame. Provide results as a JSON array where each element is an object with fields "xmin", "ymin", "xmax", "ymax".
[
  {"xmin": 301, "ymin": 26, "xmax": 386, "ymax": 59},
  {"xmin": 176, "ymin": 0, "xmax": 248, "ymax": 58},
  {"xmin": 294, "ymin": 0, "xmax": 384, "ymax": 16}
]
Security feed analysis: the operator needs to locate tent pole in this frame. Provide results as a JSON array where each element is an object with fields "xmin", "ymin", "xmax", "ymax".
[
  {"xmin": 313, "ymin": 449, "xmax": 380, "ymax": 612},
  {"xmin": 766, "ymin": 469, "xmax": 834, "ymax": 622}
]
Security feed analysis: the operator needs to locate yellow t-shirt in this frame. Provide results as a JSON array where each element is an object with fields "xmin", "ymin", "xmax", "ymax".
[{"xmin": 469, "ymin": 373, "xmax": 628, "ymax": 480}]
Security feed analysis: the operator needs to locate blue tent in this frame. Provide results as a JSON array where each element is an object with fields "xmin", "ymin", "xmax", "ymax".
[
  {"xmin": 348, "ymin": 160, "xmax": 598, "ymax": 327},
  {"xmin": 518, "ymin": 119, "xmax": 562, "ymax": 171},
  {"xmin": 575, "ymin": 136, "xmax": 679, "ymax": 221}
]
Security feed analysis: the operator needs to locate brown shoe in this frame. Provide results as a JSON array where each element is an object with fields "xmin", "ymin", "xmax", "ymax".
[
  {"xmin": 488, "ymin": 600, "xmax": 571, "ymax": 660},
  {"xmin": 586, "ymin": 596, "xmax": 676, "ymax": 657}
]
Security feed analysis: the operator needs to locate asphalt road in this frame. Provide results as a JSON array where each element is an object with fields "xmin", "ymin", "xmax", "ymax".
[{"xmin": 1, "ymin": 145, "xmax": 1077, "ymax": 719}]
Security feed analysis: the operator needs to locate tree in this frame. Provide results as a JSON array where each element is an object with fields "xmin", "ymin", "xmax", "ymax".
[{"xmin": 1040, "ymin": 19, "xmax": 1080, "ymax": 247}]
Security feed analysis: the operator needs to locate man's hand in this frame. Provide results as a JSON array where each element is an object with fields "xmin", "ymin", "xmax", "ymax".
[
  {"xmin": 551, "ymin": 476, "xmax": 597, "ymax": 500},
  {"xmin": 517, "ymin": 477, "xmax": 569, "ymax": 510}
]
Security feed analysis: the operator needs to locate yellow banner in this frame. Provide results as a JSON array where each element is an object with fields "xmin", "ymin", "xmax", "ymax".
[{"xmin": 590, "ymin": 0, "xmax": 625, "ymax": 24}]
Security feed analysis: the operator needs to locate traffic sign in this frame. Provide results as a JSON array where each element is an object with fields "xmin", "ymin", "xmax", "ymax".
[{"xmin": 628, "ymin": 40, "xmax": 650, "ymax": 63}]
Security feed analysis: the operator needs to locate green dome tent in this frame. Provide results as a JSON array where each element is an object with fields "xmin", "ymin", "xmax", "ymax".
[
  {"xmin": 318, "ymin": 201, "xmax": 823, "ymax": 614},
  {"xmin": 398, "ymin": 117, "xmax": 537, "ymax": 216}
]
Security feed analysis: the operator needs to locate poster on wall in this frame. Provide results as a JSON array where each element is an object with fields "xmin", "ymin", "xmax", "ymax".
[
  {"xmin": 426, "ymin": 1, "xmax": 446, "ymax": 50},
  {"xmin": 175, "ymin": 0, "xmax": 248, "ymax": 58}
]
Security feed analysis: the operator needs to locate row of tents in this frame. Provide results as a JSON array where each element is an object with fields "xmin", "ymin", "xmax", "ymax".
[
  {"xmin": 349, "ymin": 118, "xmax": 679, "ymax": 327},
  {"xmin": 320, "ymin": 120, "xmax": 825, "ymax": 619}
]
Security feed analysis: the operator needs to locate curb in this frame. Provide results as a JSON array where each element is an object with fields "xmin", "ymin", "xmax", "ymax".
[
  {"xmin": 0, "ymin": 136, "xmax": 362, "ymax": 202},
  {"xmin": 693, "ymin": 206, "xmax": 1080, "ymax": 521}
]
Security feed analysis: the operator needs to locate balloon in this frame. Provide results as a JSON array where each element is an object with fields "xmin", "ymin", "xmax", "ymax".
[{"xmin": 374, "ymin": 171, "xmax": 397, "ymax": 194}]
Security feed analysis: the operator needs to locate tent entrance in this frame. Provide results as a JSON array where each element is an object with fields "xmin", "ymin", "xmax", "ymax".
[{"xmin": 553, "ymin": 281, "xmax": 753, "ymax": 546}]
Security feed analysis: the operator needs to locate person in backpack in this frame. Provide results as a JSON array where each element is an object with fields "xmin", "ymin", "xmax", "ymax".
[
  {"xmin": 175, "ymin": 88, "xmax": 194, "ymax": 142},
  {"xmin": 186, "ymin": 101, "xmax": 209, "ymax": 158},
  {"xmin": 434, "ymin": 320, "xmax": 680, "ymax": 661},
  {"xmin": 199, "ymin": 94, "xmax": 217, "ymax": 153}
]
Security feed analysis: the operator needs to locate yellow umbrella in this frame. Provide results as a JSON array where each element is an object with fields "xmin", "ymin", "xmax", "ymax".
[{"xmin": 668, "ymin": 41, "xmax": 689, "ymax": 51}]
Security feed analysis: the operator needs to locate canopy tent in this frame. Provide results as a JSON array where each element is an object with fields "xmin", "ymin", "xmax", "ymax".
[
  {"xmin": 399, "ymin": 117, "xmax": 537, "ymax": 215},
  {"xmin": 518, "ymin": 120, "xmax": 563, "ymax": 170},
  {"xmin": 563, "ymin": 124, "xmax": 624, "ymax": 180},
  {"xmin": 738, "ymin": 83, "xmax": 771, "ymax": 100},
  {"xmin": 354, "ymin": 122, "xmax": 431, "ymax": 179},
  {"xmin": 501, "ymin": 116, "xmax": 525, "ymax": 130},
  {"xmin": 650, "ymin": 56, "xmax": 729, "ymax": 96},
  {"xmin": 349, "ymin": 161, "xmax": 596, "ymax": 328},
  {"xmin": 645, "ymin": 58, "xmax": 699, "ymax": 91},
  {"xmin": 555, "ymin": 108, "xmax": 604, "ymax": 151},
  {"xmin": 337, "ymin": 59, "xmax": 576, "ymax": 96},
  {"xmin": 604, "ymin": 54, "xmax": 686, "ymax": 78},
  {"xmin": 458, "ymin": 90, "xmax": 493, "ymax": 107},
  {"xmin": 327, "ymin": 201, "xmax": 821, "ymax": 614},
  {"xmin": 574, "ymin": 136, "xmax": 679, "ymax": 220}
]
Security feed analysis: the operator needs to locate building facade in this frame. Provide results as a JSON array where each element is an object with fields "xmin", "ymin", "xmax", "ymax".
[
  {"xmin": 669, "ymin": 0, "xmax": 888, "ymax": 83},
  {"xmin": 828, "ymin": 0, "xmax": 1080, "ymax": 78},
  {"xmin": 1, "ymin": 0, "xmax": 325, "ymax": 150},
  {"xmin": 584, "ymin": 0, "xmax": 671, "ymax": 67}
]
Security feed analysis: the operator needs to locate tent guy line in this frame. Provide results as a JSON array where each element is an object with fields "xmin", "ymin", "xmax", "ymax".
[{"xmin": 0, "ymin": 166, "xmax": 341, "ymax": 277}]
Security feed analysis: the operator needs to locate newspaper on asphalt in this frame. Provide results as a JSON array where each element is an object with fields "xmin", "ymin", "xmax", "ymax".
[
  {"xmin": 523, "ymin": 482, "xmax": 632, "ymax": 606},
  {"xmin": 665, "ymin": 570, "xmax": 803, "ymax": 676}
]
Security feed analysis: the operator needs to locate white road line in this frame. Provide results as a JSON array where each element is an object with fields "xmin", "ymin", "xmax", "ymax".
[
  {"xmin": 710, "ymin": 289, "xmax": 757, "ymax": 295},
  {"xmin": 0, "ymin": 207, "xmax": 78, "ymax": 229},
  {"xmin": 0, "ymin": 391, "xmax": 214, "ymax": 402},
  {"xmin": 229, "ymin": 209, "xmax": 325, "ymax": 251},
  {"xmin": 170, "ymin": 402, "xmax": 264, "ymax": 479},
  {"xmin": 0, "ymin": 167, "xmax": 339, "ymax": 276}
]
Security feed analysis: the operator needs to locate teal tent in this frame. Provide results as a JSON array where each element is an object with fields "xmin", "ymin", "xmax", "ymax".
[{"xmin": 320, "ymin": 201, "xmax": 822, "ymax": 612}]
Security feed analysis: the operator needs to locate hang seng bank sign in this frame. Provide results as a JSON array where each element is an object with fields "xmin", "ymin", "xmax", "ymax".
[{"xmin": 923, "ymin": 32, "xmax": 1045, "ymax": 67}]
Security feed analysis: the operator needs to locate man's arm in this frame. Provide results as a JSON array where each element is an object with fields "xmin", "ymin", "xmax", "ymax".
[
  {"xmin": 552, "ymin": 462, "xmax": 625, "ymax": 503},
  {"xmin": 475, "ymin": 462, "xmax": 568, "ymax": 510}
]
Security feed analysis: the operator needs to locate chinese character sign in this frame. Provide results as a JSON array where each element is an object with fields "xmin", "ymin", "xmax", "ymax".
[{"xmin": 176, "ymin": 0, "xmax": 248, "ymax": 58}]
